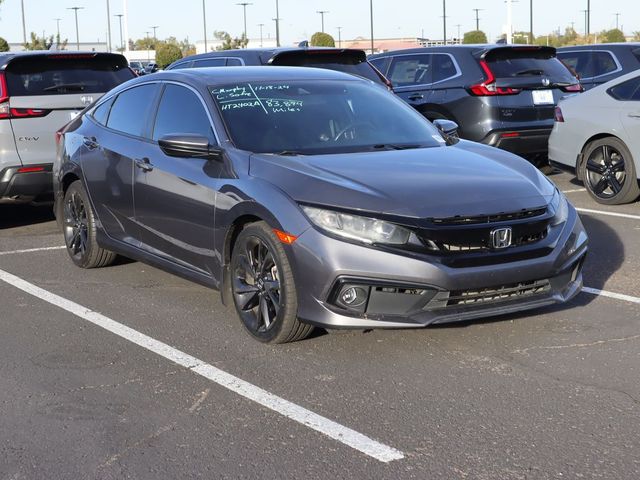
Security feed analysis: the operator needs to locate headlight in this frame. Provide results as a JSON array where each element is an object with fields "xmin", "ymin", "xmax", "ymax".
[
  {"xmin": 550, "ymin": 189, "xmax": 569, "ymax": 226},
  {"xmin": 301, "ymin": 206, "xmax": 413, "ymax": 245}
]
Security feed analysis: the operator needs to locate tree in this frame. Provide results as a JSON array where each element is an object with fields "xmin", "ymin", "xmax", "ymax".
[
  {"xmin": 602, "ymin": 28, "xmax": 625, "ymax": 43},
  {"xmin": 633, "ymin": 32, "xmax": 640, "ymax": 42},
  {"xmin": 155, "ymin": 43, "xmax": 182, "ymax": 68},
  {"xmin": 23, "ymin": 32, "xmax": 67, "ymax": 50},
  {"xmin": 134, "ymin": 36, "xmax": 155, "ymax": 51},
  {"xmin": 214, "ymin": 31, "xmax": 248, "ymax": 50},
  {"xmin": 512, "ymin": 31, "xmax": 532, "ymax": 44},
  {"xmin": 0, "ymin": 37, "xmax": 9, "ymax": 52},
  {"xmin": 310, "ymin": 32, "xmax": 335, "ymax": 47},
  {"xmin": 462, "ymin": 30, "xmax": 488, "ymax": 44}
]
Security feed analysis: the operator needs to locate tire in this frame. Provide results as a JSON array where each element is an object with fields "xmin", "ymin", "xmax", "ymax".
[
  {"xmin": 230, "ymin": 221, "xmax": 313, "ymax": 344},
  {"xmin": 579, "ymin": 137, "xmax": 640, "ymax": 205},
  {"xmin": 62, "ymin": 180, "xmax": 117, "ymax": 268}
]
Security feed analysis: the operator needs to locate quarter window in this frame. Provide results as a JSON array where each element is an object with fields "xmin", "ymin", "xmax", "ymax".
[
  {"xmin": 431, "ymin": 54, "xmax": 458, "ymax": 83},
  {"xmin": 608, "ymin": 76, "xmax": 640, "ymax": 101},
  {"xmin": 106, "ymin": 84, "xmax": 159, "ymax": 137},
  {"xmin": 226, "ymin": 58, "xmax": 243, "ymax": 66},
  {"xmin": 153, "ymin": 84, "xmax": 214, "ymax": 142},
  {"xmin": 91, "ymin": 96, "xmax": 114, "ymax": 125},
  {"xmin": 387, "ymin": 54, "xmax": 432, "ymax": 86},
  {"xmin": 591, "ymin": 52, "xmax": 618, "ymax": 77}
]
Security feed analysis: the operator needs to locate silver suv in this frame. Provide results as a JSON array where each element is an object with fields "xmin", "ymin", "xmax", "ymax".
[{"xmin": 0, "ymin": 51, "xmax": 135, "ymax": 203}]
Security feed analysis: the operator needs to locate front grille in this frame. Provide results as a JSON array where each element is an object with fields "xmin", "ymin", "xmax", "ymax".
[
  {"xmin": 433, "ymin": 227, "xmax": 548, "ymax": 253},
  {"xmin": 431, "ymin": 207, "xmax": 547, "ymax": 226},
  {"xmin": 426, "ymin": 279, "xmax": 551, "ymax": 310}
]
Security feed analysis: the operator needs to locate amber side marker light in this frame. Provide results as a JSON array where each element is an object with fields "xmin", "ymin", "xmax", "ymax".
[{"xmin": 273, "ymin": 229, "xmax": 298, "ymax": 244}]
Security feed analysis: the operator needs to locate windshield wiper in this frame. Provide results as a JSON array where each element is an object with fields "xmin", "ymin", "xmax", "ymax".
[
  {"xmin": 372, "ymin": 144, "xmax": 423, "ymax": 151},
  {"xmin": 515, "ymin": 69, "xmax": 545, "ymax": 76},
  {"xmin": 42, "ymin": 83, "xmax": 86, "ymax": 92},
  {"xmin": 273, "ymin": 150, "xmax": 302, "ymax": 156}
]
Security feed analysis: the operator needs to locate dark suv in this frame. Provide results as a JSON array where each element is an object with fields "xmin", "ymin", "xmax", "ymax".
[
  {"xmin": 166, "ymin": 47, "xmax": 390, "ymax": 88},
  {"xmin": 557, "ymin": 43, "xmax": 640, "ymax": 90},
  {"xmin": 369, "ymin": 45, "xmax": 581, "ymax": 163}
]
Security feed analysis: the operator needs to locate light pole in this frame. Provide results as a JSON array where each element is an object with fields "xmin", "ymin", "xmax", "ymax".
[
  {"xmin": 472, "ymin": 8, "xmax": 482, "ymax": 31},
  {"xmin": 257, "ymin": 23, "xmax": 264, "ymax": 47},
  {"xmin": 150, "ymin": 25, "xmax": 159, "ymax": 47},
  {"xmin": 337, "ymin": 26, "xmax": 342, "ymax": 48},
  {"xmin": 106, "ymin": 0, "xmax": 112, "ymax": 52},
  {"xmin": 442, "ymin": 0, "xmax": 447, "ymax": 44},
  {"xmin": 114, "ymin": 14, "xmax": 123, "ymax": 51},
  {"xmin": 144, "ymin": 31, "xmax": 150, "ymax": 62},
  {"xmin": 581, "ymin": 9, "xmax": 588, "ymax": 36},
  {"xmin": 275, "ymin": 0, "xmax": 280, "ymax": 47},
  {"xmin": 202, "ymin": 0, "xmax": 208, "ymax": 52},
  {"xmin": 317, "ymin": 10, "xmax": 329, "ymax": 33},
  {"xmin": 506, "ymin": 0, "xmax": 513, "ymax": 44},
  {"xmin": 614, "ymin": 13, "xmax": 621, "ymax": 30},
  {"xmin": 21, "ymin": 0, "xmax": 27, "ymax": 44},
  {"xmin": 586, "ymin": 0, "xmax": 590, "ymax": 37},
  {"xmin": 369, "ymin": 0, "xmax": 374, "ymax": 54},
  {"xmin": 54, "ymin": 18, "xmax": 62, "ymax": 40},
  {"xmin": 455, "ymin": 24, "xmax": 461, "ymax": 43},
  {"xmin": 529, "ymin": 0, "xmax": 533, "ymax": 44},
  {"xmin": 237, "ymin": 3, "xmax": 252, "ymax": 43},
  {"xmin": 67, "ymin": 6, "xmax": 84, "ymax": 51}
]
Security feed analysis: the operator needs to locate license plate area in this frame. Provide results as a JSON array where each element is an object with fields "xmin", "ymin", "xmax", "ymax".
[{"xmin": 532, "ymin": 89, "xmax": 554, "ymax": 105}]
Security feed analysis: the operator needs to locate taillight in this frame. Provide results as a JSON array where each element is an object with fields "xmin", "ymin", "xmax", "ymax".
[
  {"xmin": 0, "ymin": 72, "xmax": 9, "ymax": 119},
  {"xmin": 561, "ymin": 83, "xmax": 583, "ymax": 92},
  {"xmin": 554, "ymin": 106, "xmax": 565, "ymax": 122},
  {"xmin": 17, "ymin": 166, "xmax": 46, "ymax": 174},
  {"xmin": 9, "ymin": 108, "xmax": 51, "ymax": 118},
  {"xmin": 469, "ymin": 60, "xmax": 521, "ymax": 96},
  {"xmin": 0, "ymin": 72, "xmax": 51, "ymax": 120}
]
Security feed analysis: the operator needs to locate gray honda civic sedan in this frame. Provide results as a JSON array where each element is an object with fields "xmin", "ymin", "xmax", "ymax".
[{"xmin": 54, "ymin": 67, "xmax": 588, "ymax": 343}]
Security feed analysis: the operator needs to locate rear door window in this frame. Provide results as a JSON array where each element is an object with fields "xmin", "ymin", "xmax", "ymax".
[
  {"xmin": 591, "ymin": 51, "xmax": 619, "ymax": 77},
  {"xmin": 387, "ymin": 54, "xmax": 432, "ymax": 86},
  {"xmin": 193, "ymin": 58, "xmax": 227, "ymax": 68},
  {"xmin": 431, "ymin": 54, "xmax": 458, "ymax": 83},
  {"xmin": 5, "ymin": 54, "xmax": 135, "ymax": 96},
  {"xmin": 486, "ymin": 49, "xmax": 575, "ymax": 83},
  {"xmin": 152, "ymin": 84, "xmax": 215, "ymax": 142},
  {"xmin": 107, "ymin": 83, "xmax": 159, "ymax": 137},
  {"xmin": 226, "ymin": 58, "xmax": 243, "ymax": 66},
  {"xmin": 557, "ymin": 51, "xmax": 592, "ymax": 78}
]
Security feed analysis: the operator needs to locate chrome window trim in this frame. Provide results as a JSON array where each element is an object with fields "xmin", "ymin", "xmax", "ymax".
[
  {"xmin": 385, "ymin": 52, "xmax": 462, "ymax": 91},
  {"xmin": 193, "ymin": 57, "xmax": 246, "ymax": 67},
  {"xmin": 557, "ymin": 49, "xmax": 623, "ymax": 80}
]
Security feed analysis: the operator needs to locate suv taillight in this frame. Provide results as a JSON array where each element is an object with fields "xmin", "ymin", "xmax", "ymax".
[
  {"xmin": 561, "ymin": 83, "xmax": 583, "ymax": 92},
  {"xmin": 0, "ymin": 72, "xmax": 50, "ymax": 119},
  {"xmin": 469, "ymin": 60, "xmax": 521, "ymax": 96},
  {"xmin": 554, "ymin": 106, "xmax": 565, "ymax": 122}
]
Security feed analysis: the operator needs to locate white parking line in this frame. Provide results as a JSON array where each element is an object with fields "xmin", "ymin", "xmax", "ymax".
[
  {"xmin": 562, "ymin": 188, "xmax": 587, "ymax": 193},
  {"xmin": 582, "ymin": 286, "xmax": 640, "ymax": 304},
  {"xmin": 576, "ymin": 208, "xmax": 640, "ymax": 221},
  {"xmin": 0, "ymin": 246, "xmax": 66, "ymax": 256},
  {"xmin": 0, "ymin": 267, "xmax": 404, "ymax": 463}
]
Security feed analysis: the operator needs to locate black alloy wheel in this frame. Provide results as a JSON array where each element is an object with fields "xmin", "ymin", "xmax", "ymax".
[
  {"xmin": 63, "ymin": 180, "xmax": 117, "ymax": 268},
  {"xmin": 230, "ymin": 221, "xmax": 313, "ymax": 344},
  {"xmin": 581, "ymin": 137, "xmax": 640, "ymax": 205}
]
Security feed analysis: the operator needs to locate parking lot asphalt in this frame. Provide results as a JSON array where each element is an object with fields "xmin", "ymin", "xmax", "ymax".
[{"xmin": 1, "ymin": 170, "xmax": 639, "ymax": 480}]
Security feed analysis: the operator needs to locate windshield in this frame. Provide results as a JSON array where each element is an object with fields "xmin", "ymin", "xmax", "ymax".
[{"xmin": 210, "ymin": 80, "xmax": 443, "ymax": 154}]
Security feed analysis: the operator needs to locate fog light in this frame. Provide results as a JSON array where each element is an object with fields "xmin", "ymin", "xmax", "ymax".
[{"xmin": 341, "ymin": 286, "xmax": 368, "ymax": 307}]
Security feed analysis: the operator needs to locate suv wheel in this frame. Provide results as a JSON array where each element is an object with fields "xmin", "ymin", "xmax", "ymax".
[
  {"xmin": 580, "ymin": 138, "xmax": 640, "ymax": 205},
  {"xmin": 63, "ymin": 180, "xmax": 117, "ymax": 268},
  {"xmin": 230, "ymin": 222, "xmax": 313, "ymax": 344}
]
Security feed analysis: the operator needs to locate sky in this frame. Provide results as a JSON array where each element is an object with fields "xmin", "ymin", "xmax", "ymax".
[{"xmin": 0, "ymin": 0, "xmax": 638, "ymax": 47}]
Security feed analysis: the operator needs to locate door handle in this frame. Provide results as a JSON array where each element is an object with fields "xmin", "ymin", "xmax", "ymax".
[
  {"xmin": 408, "ymin": 93, "xmax": 424, "ymax": 101},
  {"xmin": 628, "ymin": 113, "xmax": 640, "ymax": 119},
  {"xmin": 83, "ymin": 136, "xmax": 98, "ymax": 149},
  {"xmin": 135, "ymin": 157, "xmax": 154, "ymax": 172}
]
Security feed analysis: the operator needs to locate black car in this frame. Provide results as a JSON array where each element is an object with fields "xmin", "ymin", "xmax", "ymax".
[
  {"xmin": 54, "ymin": 66, "xmax": 587, "ymax": 344},
  {"xmin": 557, "ymin": 43, "xmax": 640, "ymax": 90},
  {"xmin": 369, "ymin": 45, "xmax": 582, "ymax": 164},
  {"xmin": 166, "ymin": 47, "xmax": 391, "ymax": 88}
]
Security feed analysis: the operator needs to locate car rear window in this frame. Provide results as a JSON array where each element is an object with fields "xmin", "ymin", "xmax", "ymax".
[
  {"xmin": 5, "ymin": 54, "xmax": 134, "ymax": 96},
  {"xmin": 486, "ymin": 48, "xmax": 575, "ymax": 82},
  {"xmin": 270, "ymin": 51, "xmax": 384, "ymax": 84}
]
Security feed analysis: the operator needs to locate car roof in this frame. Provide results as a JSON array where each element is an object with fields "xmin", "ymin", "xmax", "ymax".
[
  {"xmin": 0, "ymin": 51, "xmax": 127, "ymax": 71},
  {"xmin": 558, "ymin": 43, "xmax": 640, "ymax": 51},
  {"xmin": 171, "ymin": 47, "xmax": 366, "ymax": 65},
  {"xmin": 132, "ymin": 65, "xmax": 366, "ymax": 87},
  {"xmin": 369, "ymin": 44, "xmax": 555, "ymax": 58}
]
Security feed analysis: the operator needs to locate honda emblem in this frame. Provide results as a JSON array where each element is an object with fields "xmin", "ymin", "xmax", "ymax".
[
  {"xmin": 541, "ymin": 78, "xmax": 551, "ymax": 87},
  {"xmin": 490, "ymin": 227, "xmax": 512, "ymax": 249}
]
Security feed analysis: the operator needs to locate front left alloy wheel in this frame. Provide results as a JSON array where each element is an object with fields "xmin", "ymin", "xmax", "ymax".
[
  {"xmin": 63, "ymin": 180, "xmax": 117, "ymax": 268},
  {"xmin": 230, "ymin": 221, "xmax": 313, "ymax": 344}
]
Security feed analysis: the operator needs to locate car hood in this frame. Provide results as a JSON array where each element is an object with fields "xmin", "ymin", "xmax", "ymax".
[{"xmin": 249, "ymin": 143, "xmax": 555, "ymax": 220}]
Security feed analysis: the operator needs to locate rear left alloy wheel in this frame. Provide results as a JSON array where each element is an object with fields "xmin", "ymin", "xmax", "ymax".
[
  {"xmin": 580, "ymin": 138, "xmax": 640, "ymax": 205},
  {"xmin": 230, "ymin": 221, "xmax": 313, "ymax": 344},
  {"xmin": 63, "ymin": 180, "xmax": 117, "ymax": 268}
]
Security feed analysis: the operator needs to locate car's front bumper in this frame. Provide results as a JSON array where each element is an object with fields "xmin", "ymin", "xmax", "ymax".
[{"xmin": 289, "ymin": 207, "xmax": 587, "ymax": 329}]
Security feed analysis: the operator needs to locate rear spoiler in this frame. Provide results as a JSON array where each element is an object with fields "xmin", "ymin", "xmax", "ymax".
[
  {"xmin": 265, "ymin": 48, "xmax": 368, "ymax": 65},
  {"xmin": 476, "ymin": 45, "xmax": 557, "ymax": 60}
]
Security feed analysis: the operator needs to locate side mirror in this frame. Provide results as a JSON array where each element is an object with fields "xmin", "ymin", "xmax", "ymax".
[
  {"xmin": 158, "ymin": 134, "xmax": 223, "ymax": 161},
  {"xmin": 432, "ymin": 119, "xmax": 460, "ymax": 144}
]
